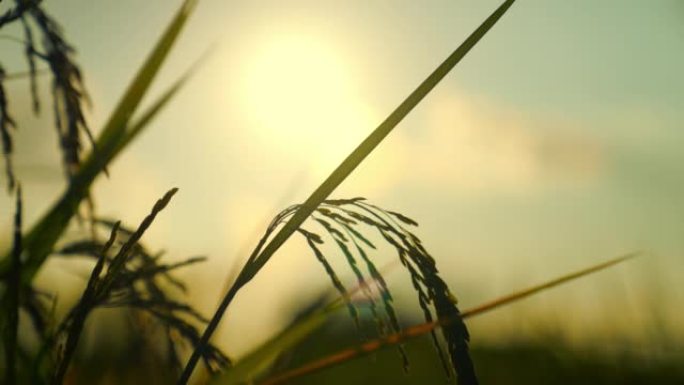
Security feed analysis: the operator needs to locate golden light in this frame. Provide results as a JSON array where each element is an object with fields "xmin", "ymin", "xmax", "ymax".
[{"xmin": 241, "ymin": 33, "xmax": 374, "ymax": 177}]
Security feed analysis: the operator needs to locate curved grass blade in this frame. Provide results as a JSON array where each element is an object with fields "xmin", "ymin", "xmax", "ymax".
[
  {"xmin": 0, "ymin": 0, "xmax": 198, "ymax": 281},
  {"xmin": 460, "ymin": 252, "xmax": 640, "ymax": 317},
  {"xmin": 256, "ymin": 252, "xmax": 639, "ymax": 385},
  {"xmin": 94, "ymin": 0, "xmax": 198, "ymax": 148},
  {"xmin": 116, "ymin": 56, "xmax": 203, "ymax": 155},
  {"xmin": 180, "ymin": 1, "xmax": 516, "ymax": 382}
]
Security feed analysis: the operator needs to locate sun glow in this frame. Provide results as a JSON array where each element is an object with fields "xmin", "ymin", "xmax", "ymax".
[{"xmin": 242, "ymin": 34, "xmax": 374, "ymax": 177}]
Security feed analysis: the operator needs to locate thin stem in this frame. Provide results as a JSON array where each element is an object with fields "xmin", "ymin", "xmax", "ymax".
[{"xmin": 257, "ymin": 252, "xmax": 639, "ymax": 385}]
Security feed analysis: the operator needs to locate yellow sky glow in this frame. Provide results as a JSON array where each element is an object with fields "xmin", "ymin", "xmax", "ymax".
[{"xmin": 241, "ymin": 34, "xmax": 375, "ymax": 178}]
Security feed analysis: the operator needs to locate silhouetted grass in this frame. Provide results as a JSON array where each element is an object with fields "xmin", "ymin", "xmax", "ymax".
[
  {"xmin": 1, "ymin": 0, "xmax": 92, "ymax": 184},
  {"xmin": 0, "ymin": 1, "xmax": 659, "ymax": 384},
  {"xmin": 180, "ymin": 3, "xmax": 515, "ymax": 384}
]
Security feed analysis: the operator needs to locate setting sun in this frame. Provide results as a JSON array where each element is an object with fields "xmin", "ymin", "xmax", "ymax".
[{"xmin": 241, "ymin": 34, "xmax": 373, "ymax": 176}]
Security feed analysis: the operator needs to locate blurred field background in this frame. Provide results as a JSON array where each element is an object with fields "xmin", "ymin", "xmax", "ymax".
[{"xmin": 1, "ymin": 0, "xmax": 683, "ymax": 383}]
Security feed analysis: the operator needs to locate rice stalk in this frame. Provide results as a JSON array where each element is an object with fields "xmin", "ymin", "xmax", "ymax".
[
  {"xmin": 51, "ymin": 188, "xmax": 180, "ymax": 384},
  {"xmin": 43, "ymin": 192, "xmax": 230, "ymax": 382},
  {"xmin": 24, "ymin": 4, "xmax": 94, "ymax": 180},
  {"xmin": 179, "ymin": 2, "xmax": 515, "ymax": 383},
  {"xmin": 0, "ymin": 0, "xmax": 200, "ymax": 282},
  {"xmin": 212, "ymin": 198, "xmax": 470, "ymax": 384}
]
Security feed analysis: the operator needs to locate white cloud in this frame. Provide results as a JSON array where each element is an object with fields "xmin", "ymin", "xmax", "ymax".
[{"xmin": 395, "ymin": 92, "xmax": 604, "ymax": 192}]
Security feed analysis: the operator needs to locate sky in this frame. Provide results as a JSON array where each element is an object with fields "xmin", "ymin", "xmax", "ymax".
[{"xmin": 1, "ymin": 0, "xmax": 683, "ymax": 355}]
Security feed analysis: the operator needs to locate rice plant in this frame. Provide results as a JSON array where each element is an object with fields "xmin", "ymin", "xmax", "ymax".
[
  {"xmin": 0, "ymin": 0, "xmax": 93, "ymax": 187},
  {"xmin": 49, "ymin": 189, "xmax": 230, "ymax": 385},
  {"xmin": 229, "ymin": 198, "xmax": 474, "ymax": 382},
  {"xmin": 0, "ymin": 0, "xmax": 648, "ymax": 384}
]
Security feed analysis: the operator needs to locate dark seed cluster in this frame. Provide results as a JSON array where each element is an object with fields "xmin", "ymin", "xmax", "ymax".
[
  {"xmin": 0, "ymin": 189, "xmax": 230, "ymax": 384},
  {"xmin": 1, "ymin": 0, "xmax": 94, "ymax": 190},
  {"xmin": 259, "ymin": 198, "xmax": 477, "ymax": 384}
]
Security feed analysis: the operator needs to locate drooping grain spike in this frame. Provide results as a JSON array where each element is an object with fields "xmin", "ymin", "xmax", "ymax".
[{"xmin": 299, "ymin": 229, "xmax": 360, "ymax": 329}]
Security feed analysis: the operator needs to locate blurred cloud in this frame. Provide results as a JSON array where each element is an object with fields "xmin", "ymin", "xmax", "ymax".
[{"xmin": 398, "ymin": 91, "xmax": 603, "ymax": 193}]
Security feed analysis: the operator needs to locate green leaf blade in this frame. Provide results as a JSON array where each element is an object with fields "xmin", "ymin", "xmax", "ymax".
[{"xmin": 1, "ymin": 0, "xmax": 199, "ymax": 282}]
